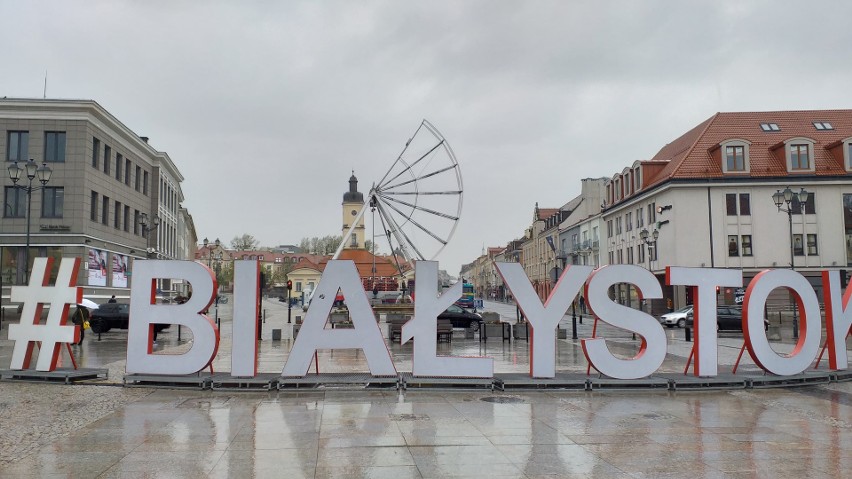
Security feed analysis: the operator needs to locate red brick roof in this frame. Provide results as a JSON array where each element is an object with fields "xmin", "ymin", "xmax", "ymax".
[
  {"xmin": 642, "ymin": 110, "xmax": 852, "ymax": 188},
  {"xmin": 316, "ymin": 249, "xmax": 404, "ymax": 279}
]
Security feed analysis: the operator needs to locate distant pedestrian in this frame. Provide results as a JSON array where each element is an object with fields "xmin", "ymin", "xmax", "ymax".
[
  {"xmin": 579, "ymin": 296, "xmax": 586, "ymax": 313},
  {"xmin": 70, "ymin": 306, "xmax": 89, "ymax": 344},
  {"xmin": 108, "ymin": 295, "xmax": 117, "ymax": 303}
]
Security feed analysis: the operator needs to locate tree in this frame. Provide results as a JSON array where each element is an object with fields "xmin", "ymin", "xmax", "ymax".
[
  {"xmin": 298, "ymin": 235, "xmax": 343, "ymax": 254},
  {"xmin": 231, "ymin": 234, "xmax": 259, "ymax": 251}
]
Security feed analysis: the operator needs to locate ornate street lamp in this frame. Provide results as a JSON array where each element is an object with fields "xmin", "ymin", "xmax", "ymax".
[
  {"xmin": 138, "ymin": 213, "xmax": 161, "ymax": 257},
  {"xmin": 772, "ymin": 186, "xmax": 809, "ymax": 338},
  {"xmin": 7, "ymin": 159, "xmax": 52, "ymax": 283}
]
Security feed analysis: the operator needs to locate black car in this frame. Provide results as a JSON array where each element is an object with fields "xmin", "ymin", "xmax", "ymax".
[
  {"xmin": 438, "ymin": 304, "xmax": 483, "ymax": 331},
  {"xmin": 90, "ymin": 303, "xmax": 168, "ymax": 334},
  {"xmin": 685, "ymin": 306, "xmax": 769, "ymax": 331}
]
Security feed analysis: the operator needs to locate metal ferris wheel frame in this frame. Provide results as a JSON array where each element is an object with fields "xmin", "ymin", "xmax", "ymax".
[{"xmin": 333, "ymin": 120, "xmax": 463, "ymax": 273}]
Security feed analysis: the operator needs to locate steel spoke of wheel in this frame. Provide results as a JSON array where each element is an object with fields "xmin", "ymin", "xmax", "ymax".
[
  {"xmin": 376, "ymin": 200, "xmax": 426, "ymax": 261},
  {"xmin": 382, "ymin": 164, "xmax": 458, "ymax": 191},
  {"xmin": 378, "ymin": 139, "xmax": 445, "ymax": 190},
  {"xmin": 380, "ymin": 198, "xmax": 449, "ymax": 246},
  {"xmin": 381, "ymin": 190, "xmax": 462, "ymax": 196},
  {"xmin": 378, "ymin": 193, "xmax": 459, "ymax": 221},
  {"xmin": 377, "ymin": 122, "xmax": 426, "ymax": 187}
]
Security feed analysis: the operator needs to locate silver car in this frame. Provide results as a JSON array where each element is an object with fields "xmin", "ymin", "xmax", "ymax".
[{"xmin": 659, "ymin": 305, "xmax": 693, "ymax": 328}]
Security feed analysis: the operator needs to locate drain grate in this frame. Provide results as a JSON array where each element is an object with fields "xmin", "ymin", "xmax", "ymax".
[
  {"xmin": 389, "ymin": 414, "xmax": 430, "ymax": 421},
  {"xmin": 481, "ymin": 396, "xmax": 525, "ymax": 404}
]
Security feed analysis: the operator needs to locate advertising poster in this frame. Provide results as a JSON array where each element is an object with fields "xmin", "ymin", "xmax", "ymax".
[
  {"xmin": 113, "ymin": 253, "xmax": 129, "ymax": 288},
  {"xmin": 87, "ymin": 248, "xmax": 108, "ymax": 286}
]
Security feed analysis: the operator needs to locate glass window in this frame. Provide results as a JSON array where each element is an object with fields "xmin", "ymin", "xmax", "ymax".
[
  {"xmin": 116, "ymin": 154, "xmax": 123, "ymax": 181},
  {"xmin": 726, "ymin": 194, "xmax": 737, "ymax": 215},
  {"xmin": 123, "ymin": 205, "xmax": 130, "ymax": 232},
  {"xmin": 44, "ymin": 132, "xmax": 66, "ymax": 162},
  {"xmin": 103, "ymin": 145, "xmax": 111, "ymax": 174},
  {"xmin": 649, "ymin": 202, "xmax": 656, "ymax": 223},
  {"xmin": 125, "ymin": 158, "xmax": 131, "ymax": 185},
  {"xmin": 143, "ymin": 171, "xmax": 149, "ymax": 195},
  {"xmin": 739, "ymin": 194, "xmax": 750, "ymax": 215},
  {"xmin": 92, "ymin": 137, "xmax": 100, "ymax": 168},
  {"xmin": 728, "ymin": 236, "xmax": 739, "ymax": 257},
  {"xmin": 41, "ymin": 187, "xmax": 64, "ymax": 218},
  {"xmin": 135, "ymin": 165, "xmax": 141, "ymax": 191},
  {"xmin": 626, "ymin": 212, "xmax": 633, "ymax": 231},
  {"xmin": 114, "ymin": 200, "xmax": 121, "ymax": 229},
  {"xmin": 638, "ymin": 244, "xmax": 645, "ymax": 264},
  {"xmin": 741, "ymin": 235, "xmax": 752, "ymax": 256},
  {"xmin": 4, "ymin": 187, "xmax": 25, "ymax": 217},
  {"xmin": 807, "ymin": 234, "xmax": 818, "ymax": 255},
  {"xmin": 791, "ymin": 144, "xmax": 810, "ymax": 169},
  {"xmin": 101, "ymin": 195, "xmax": 109, "ymax": 225},
  {"xmin": 636, "ymin": 208, "xmax": 643, "ymax": 227},
  {"xmin": 726, "ymin": 145, "xmax": 745, "ymax": 171},
  {"xmin": 7, "ymin": 131, "xmax": 29, "ymax": 162},
  {"xmin": 90, "ymin": 191, "xmax": 98, "ymax": 221},
  {"xmin": 793, "ymin": 234, "xmax": 804, "ymax": 256},
  {"xmin": 134, "ymin": 210, "xmax": 140, "ymax": 235}
]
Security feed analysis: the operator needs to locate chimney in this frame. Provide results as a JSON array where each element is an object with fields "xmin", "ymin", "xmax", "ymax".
[{"xmin": 140, "ymin": 136, "xmax": 149, "ymax": 143}]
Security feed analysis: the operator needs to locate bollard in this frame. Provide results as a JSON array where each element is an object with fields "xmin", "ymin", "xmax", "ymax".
[
  {"xmin": 579, "ymin": 314, "xmax": 583, "ymax": 325},
  {"xmin": 572, "ymin": 315, "xmax": 578, "ymax": 339},
  {"xmin": 685, "ymin": 326, "xmax": 691, "ymax": 342},
  {"xmin": 263, "ymin": 309, "xmax": 267, "ymax": 323},
  {"xmin": 178, "ymin": 325, "xmax": 182, "ymax": 342}
]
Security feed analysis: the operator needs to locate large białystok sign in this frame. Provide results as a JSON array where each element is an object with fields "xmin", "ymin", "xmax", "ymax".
[{"xmin": 8, "ymin": 258, "xmax": 852, "ymax": 379}]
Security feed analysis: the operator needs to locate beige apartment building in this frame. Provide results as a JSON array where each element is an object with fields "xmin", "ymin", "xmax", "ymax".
[{"xmin": 1, "ymin": 98, "xmax": 195, "ymax": 302}]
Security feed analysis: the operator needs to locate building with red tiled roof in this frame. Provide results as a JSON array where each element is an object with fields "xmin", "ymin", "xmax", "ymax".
[{"xmin": 600, "ymin": 110, "xmax": 852, "ymax": 313}]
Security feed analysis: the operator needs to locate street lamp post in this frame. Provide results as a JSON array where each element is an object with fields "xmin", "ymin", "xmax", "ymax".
[
  {"xmin": 7, "ymin": 159, "xmax": 53, "ymax": 283},
  {"xmin": 772, "ymin": 186, "xmax": 810, "ymax": 339},
  {"xmin": 203, "ymin": 237, "xmax": 222, "ymax": 329},
  {"xmin": 639, "ymin": 227, "xmax": 660, "ymax": 339},
  {"xmin": 138, "ymin": 213, "xmax": 161, "ymax": 257}
]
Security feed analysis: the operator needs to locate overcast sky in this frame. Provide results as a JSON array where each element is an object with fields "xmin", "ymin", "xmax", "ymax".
[{"xmin": 4, "ymin": 1, "xmax": 852, "ymax": 274}]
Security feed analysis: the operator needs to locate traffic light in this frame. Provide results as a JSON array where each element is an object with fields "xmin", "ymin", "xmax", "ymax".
[{"xmin": 287, "ymin": 280, "xmax": 293, "ymax": 291}]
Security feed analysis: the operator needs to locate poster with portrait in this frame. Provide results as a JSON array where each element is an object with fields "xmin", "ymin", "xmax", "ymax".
[
  {"xmin": 113, "ymin": 253, "xmax": 129, "ymax": 288},
  {"xmin": 87, "ymin": 248, "xmax": 108, "ymax": 286}
]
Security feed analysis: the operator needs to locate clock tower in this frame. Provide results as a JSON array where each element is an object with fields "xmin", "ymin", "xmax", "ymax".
[{"xmin": 342, "ymin": 172, "xmax": 366, "ymax": 249}]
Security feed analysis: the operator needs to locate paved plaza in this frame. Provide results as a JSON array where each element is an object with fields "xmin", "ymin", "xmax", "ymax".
[{"xmin": 0, "ymin": 297, "xmax": 850, "ymax": 478}]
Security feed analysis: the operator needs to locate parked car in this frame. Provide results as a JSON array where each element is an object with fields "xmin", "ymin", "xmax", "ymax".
[
  {"xmin": 685, "ymin": 306, "xmax": 769, "ymax": 331},
  {"xmin": 659, "ymin": 305, "xmax": 693, "ymax": 328},
  {"xmin": 89, "ymin": 303, "xmax": 169, "ymax": 334},
  {"xmin": 438, "ymin": 304, "xmax": 483, "ymax": 331}
]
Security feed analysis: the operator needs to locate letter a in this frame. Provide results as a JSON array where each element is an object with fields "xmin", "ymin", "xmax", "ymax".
[{"xmin": 282, "ymin": 260, "xmax": 395, "ymax": 377}]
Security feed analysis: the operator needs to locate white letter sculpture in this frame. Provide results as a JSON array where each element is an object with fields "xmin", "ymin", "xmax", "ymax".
[
  {"xmin": 744, "ymin": 269, "xmax": 820, "ymax": 375},
  {"xmin": 282, "ymin": 260, "xmax": 395, "ymax": 377},
  {"xmin": 231, "ymin": 260, "xmax": 259, "ymax": 377},
  {"xmin": 582, "ymin": 265, "xmax": 665, "ymax": 379},
  {"xmin": 667, "ymin": 267, "xmax": 742, "ymax": 377},
  {"xmin": 126, "ymin": 260, "xmax": 219, "ymax": 375},
  {"xmin": 498, "ymin": 262, "xmax": 592, "ymax": 378},
  {"xmin": 822, "ymin": 270, "xmax": 852, "ymax": 370},
  {"xmin": 402, "ymin": 261, "xmax": 493, "ymax": 378}
]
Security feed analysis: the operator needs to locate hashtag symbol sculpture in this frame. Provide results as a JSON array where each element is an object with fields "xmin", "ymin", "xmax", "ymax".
[{"xmin": 8, "ymin": 257, "xmax": 82, "ymax": 371}]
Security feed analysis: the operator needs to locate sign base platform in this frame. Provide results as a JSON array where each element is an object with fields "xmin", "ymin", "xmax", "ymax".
[{"xmin": 1, "ymin": 368, "xmax": 108, "ymax": 384}]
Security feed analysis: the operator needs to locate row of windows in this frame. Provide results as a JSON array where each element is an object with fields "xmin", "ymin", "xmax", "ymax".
[
  {"xmin": 89, "ymin": 190, "xmax": 145, "ymax": 236},
  {"xmin": 727, "ymin": 234, "xmax": 818, "ymax": 257},
  {"xmin": 606, "ymin": 166, "xmax": 642, "ymax": 206},
  {"xmin": 606, "ymin": 203, "xmax": 657, "ymax": 238},
  {"xmin": 6, "ymin": 131, "xmax": 66, "ymax": 162},
  {"xmin": 725, "ymin": 141, "xmax": 821, "ymax": 173},
  {"xmin": 92, "ymin": 137, "xmax": 150, "ymax": 196},
  {"xmin": 607, "ymin": 243, "xmax": 656, "ymax": 265},
  {"xmin": 725, "ymin": 193, "xmax": 816, "ymax": 216},
  {"xmin": 3, "ymin": 186, "xmax": 64, "ymax": 218}
]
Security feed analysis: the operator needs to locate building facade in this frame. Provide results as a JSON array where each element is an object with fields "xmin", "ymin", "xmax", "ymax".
[{"xmin": 1, "ymin": 98, "xmax": 192, "ymax": 302}]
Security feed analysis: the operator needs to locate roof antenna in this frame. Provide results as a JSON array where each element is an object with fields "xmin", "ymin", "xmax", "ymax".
[{"xmin": 43, "ymin": 70, "xmax": 47, "ymax": 99}]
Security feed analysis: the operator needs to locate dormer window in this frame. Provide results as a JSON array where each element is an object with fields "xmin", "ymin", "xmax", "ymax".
[
  {"xmin": 760, "ymin": 123, "xmax": 780, "ymax": 132},
  {"xmin": 783, "ymin": 137, "xmax": 816, "ymax": 173},
  {"xmin": 719, "ymin": 139, "xmax": 751, "ymax": 174},
  {"xmin": 726, "ymin": 146, "xmax": 745, "ymax": 171},
  {"xmin": 814, "ymin": 122, "xmax": 834, "ymax": 130},
  {"xmin": 791, "ymin": 144, "xmax": 810, "ymax": 169}
]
